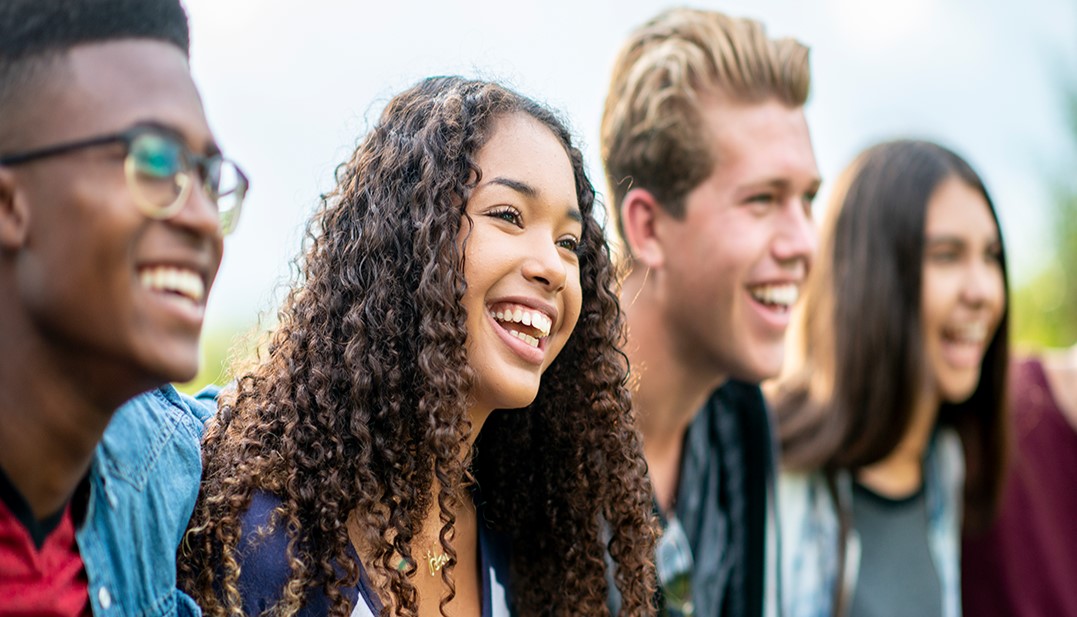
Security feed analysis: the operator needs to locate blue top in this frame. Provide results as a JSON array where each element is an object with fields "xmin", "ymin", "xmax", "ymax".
[
  {"xmin": 235, "ymin": 491, "xmax": 514, "ymax": 616},
  {"xmin": 77, "ymin": 385, "xmax": 215, "ymax": 616}
]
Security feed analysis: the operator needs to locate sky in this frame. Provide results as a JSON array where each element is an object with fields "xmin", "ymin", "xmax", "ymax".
[{"xmin": 182, "ymin": 0, "xmax": 1077, "ymax": 331}]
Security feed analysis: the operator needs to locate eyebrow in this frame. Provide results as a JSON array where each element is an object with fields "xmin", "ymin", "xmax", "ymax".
[
  {"xmin": 924, "ymin": 234, "xmax": 1000, "ymax": 246},
  {"xmin": 743, "ymin": 177, "xmax": 823, "ymax": 196},
  {"xmin": 487, "ymin": 176, "xmax": 582, "ymax": 222},
  {"xmin": 488, "ymin": 176, "xmax": 536, "ymax": 198}
]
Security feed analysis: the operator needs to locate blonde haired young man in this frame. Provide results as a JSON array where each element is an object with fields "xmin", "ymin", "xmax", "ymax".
[{"xmin": 602, "ymin": 8, "xmax": 820, "ymax": 616}]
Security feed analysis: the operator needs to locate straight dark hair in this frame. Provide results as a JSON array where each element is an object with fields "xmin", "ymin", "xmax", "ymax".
[{"xmin": 775, "ymin": 139, "xmax": 1009, "ymax": 532}]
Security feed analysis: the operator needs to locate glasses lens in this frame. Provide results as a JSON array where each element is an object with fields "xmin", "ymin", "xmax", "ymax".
[
  {"xmin": 128, "ymin": 132, "xmax": 188, "ymax": 216},
  {"xmin": 206, "ymin": 158, "xmax": 247, "ymax": 235},
  {"xmin": 657, "ymin": 517, "xmax": 695, "ymax": 617}
]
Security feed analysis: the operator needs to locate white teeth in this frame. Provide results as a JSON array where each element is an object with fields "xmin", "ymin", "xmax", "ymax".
[
  {"xmin": 139, "ymin": 266, "xmax": 205, "ymax": 303},
  {"xmin": 487, "ymin": 304, "xmax": 552, "ymax": 338},
  {"xmin": 511, "ymin": 330, "xmax": 540, "ymax": 347},
  {"xmin": 750, "ymin": 283, "xmax": 799, "ymax": 308},
  {"xmin": 946, "ymin": 323, "xmax": 988, "ymax": 344}
]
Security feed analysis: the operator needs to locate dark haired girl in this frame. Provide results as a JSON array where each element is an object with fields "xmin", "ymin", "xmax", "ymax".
[
  {"xmin": 772, "ymin": 140, "xmax": 1009, "ymax": 617},
  {"xmin": 178, "ymin": 77, "xmax": 657, "ymax": 616}
]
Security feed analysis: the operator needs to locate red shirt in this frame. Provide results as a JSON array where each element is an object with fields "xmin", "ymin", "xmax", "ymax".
[
  {"xmin": 962, "ymin": 358, "xmax": 1077, "ymax": 616},
  {"xmin": 0, "ymin": 469, "xmax": 90, "ymax": 617}
]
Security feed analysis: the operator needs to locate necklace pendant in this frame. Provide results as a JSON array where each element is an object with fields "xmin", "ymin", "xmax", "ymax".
[{"xmin": 426, "ymin": 549, "xmax": 450, "ymax": 576}]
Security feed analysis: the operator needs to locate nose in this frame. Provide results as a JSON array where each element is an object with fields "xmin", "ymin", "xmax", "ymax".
[
  {"xmin": 772, "ymin": 198, "xmax": 817, "ymax": 272},
  {"xmin": 522, "ymin": 232, "xmax": 568, "ymax": 292},
  {"xmin": 961, "ymin": 256, "xmax": 1004, "ymax": 308},
  {"xmin": 170, "ymin": 180, "xmax": 222, "ymax": 240}
]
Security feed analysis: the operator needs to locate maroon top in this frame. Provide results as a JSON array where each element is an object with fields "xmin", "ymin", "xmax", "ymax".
[{"xmin": 962, "ymin": 357, "xmax": 1077, "ymax": 616}]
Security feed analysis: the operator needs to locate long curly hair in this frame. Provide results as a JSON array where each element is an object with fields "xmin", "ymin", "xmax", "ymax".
[{"xmin": 178, "ymin": 76, "xmax": 657, "ymax": 617}]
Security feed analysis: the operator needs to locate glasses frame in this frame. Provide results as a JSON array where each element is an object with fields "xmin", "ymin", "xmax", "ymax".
[{"xmin": 0, "ymin": 124, "xmax": 249, "ymax": 235}]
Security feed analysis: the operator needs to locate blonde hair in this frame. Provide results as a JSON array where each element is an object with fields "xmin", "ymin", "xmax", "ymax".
[{"xmin": 601, "ymin": 7, "xmax": 810, "ymax": 253}]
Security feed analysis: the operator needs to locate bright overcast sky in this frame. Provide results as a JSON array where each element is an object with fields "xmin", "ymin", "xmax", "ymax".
[{"xmin": 183, "ymin": 0, "xmax": 1077, "ymax": 328}]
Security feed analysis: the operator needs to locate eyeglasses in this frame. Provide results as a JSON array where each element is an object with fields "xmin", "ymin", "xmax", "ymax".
[
  {"xmin": 0, "ymin": 124, "xmax": 249, "ymax": 235},
  {"xmin": 657, "ymin": 515, "xmax": 695, "ymax": 617}
]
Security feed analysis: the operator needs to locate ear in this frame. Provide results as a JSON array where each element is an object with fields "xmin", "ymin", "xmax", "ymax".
[
  {"xmin": 620, "ymin": 187, "xmax": 666, "ymax": 269},
  {"xmin": 0, "ymin": 167, "xmax": 30, "ymax": 250}
]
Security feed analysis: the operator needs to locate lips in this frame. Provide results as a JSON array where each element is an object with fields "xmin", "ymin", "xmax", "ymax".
[
  {"xmin": 942, "ymin": 322, "xmax": 988, "ymax": 345},
  {"xmin": 488, "ymin": 301, "xmax": 552, "ymax": 347},
  {"xmin": 485, "ymin": 299, "xmax": 557, "ymax": 364},
  {"xmin": 939, "ymin": 321, "xmax": 992, "ymax": 369}
]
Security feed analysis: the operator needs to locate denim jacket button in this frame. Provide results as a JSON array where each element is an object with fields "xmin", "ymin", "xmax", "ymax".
[{"xmin": 98, "ymin": 586, "xmax": 112, "ymax": 609}]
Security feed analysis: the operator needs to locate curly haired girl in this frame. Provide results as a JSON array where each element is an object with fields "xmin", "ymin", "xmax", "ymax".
[{"xmin": 178, "ymin": 76, "xmax": 657, "ymax": 617}]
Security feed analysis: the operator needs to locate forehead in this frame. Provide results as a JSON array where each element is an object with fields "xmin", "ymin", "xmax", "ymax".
[
  {"xmin": 701, "ymin": 96, "xmax": 818, "ymax": 184},
  {"xmin": 925, "ymin": 177, "xmax": 997, "ymax": 236},
  {"xmin": 26, "ymin": 39, "xmax": 211, "ymax": 150},
  {"xmin": 475, "ymin": 113, "xmax": 577, "ymax": 206}
]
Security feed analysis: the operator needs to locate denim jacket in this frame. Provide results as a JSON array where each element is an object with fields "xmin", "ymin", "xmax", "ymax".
[
  {"xmin": 777, "ymin": 430, "xmax": 964, "ymax": 617},
  {"xmin": 76, "ymin": 386, "xmax": 215, "ymax": 616}
]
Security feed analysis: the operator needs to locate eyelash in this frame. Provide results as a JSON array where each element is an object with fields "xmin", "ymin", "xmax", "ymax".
[
  {"xmin": 488, "ymin": 206, "xmax": 523, "ymax": 227},
  {"xmin": 487, "ymin": 206, "xmax": 582, "ymax": 254},
  {"xmin": 558, "ymin": 236, "xmax": 581, "ymax": 253},
  {"xmin": 928, "ymin": 246, "xmax": 959, "ymax": 260}
]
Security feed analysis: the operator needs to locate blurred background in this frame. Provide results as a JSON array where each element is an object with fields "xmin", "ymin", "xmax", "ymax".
[{"xmin": 178, "ymin": 0, "xmax": 1077, "ymax": 392}]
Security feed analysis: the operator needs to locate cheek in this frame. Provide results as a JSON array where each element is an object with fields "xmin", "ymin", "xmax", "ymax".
[
  {"xmin": 987, "ymin": 269, "xmax": 1007, "ymax": 319},
  {"xmin": 564, "ymin": 273, "xmax": 583, "ymax": 332}
]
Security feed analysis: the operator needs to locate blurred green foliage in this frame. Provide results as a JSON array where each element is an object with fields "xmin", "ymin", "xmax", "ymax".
[
  {"xmin": 1011, "ymin": 82, "xmax": 1077, "ymax": 350},
  {"xmin": 174, "ymin": 321, "xmax": 260, "ymax": 395}
]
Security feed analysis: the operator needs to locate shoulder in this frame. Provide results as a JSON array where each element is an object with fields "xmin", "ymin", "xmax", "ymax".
[
  {"xmin": 713, "ymin": 380, "xmax": 767, "ymax": 414},
  {"xmin": 478, "ymin": 520, "xmax": 513, "ymax": 617},
  {"xmin": 80, "ymin": 386, "xmax": 218, "ymax": 615},
  {"xmin": 97, "ymin": 385, "xmax": 217, "ymax": 493},
  {"xmin": 106, "ymin": 385, "xmax": 218, "ymax": 448},
  {"xmin": 235, "ymin": 491, "xmax": 292, "ymax": 591},
  {"xmin": 235, "ymin": 492, "xmax": 322, "ymax": 614},
  {"xmin": 929, "ymin": 428, "xmax": 964, "ymax": 478},
  {"xmin": 777, "ymin": 470, "xmax": 833, "ymax": 526},
  {"xmin": 234, "ymin": 492, "xmax": 354, "ymax": 616}
]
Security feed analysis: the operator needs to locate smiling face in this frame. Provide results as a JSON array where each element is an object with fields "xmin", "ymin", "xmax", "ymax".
[
  {"xmin": 4, "ymin": 40, "xmax": 223, "ymax": 392},
  {"xmin": 459, "ymin": 113, "xmax": 583, "ymax": 413},
  {"xmin": 920, "ymin": 176, "xmax": 1006, "ymax": 404},
  {"xmin": 657, "ymin": 96, "xmax": 820, "ymax": 383}
]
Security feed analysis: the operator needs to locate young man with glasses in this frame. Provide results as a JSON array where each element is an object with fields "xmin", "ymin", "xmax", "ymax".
[
  {"xmin": 0, "ymin": 0, "xmax": 247, "ymax": 613},
  {"xmin": 601, "ymin": 9, "xmax": 819, "ymax": 617}
]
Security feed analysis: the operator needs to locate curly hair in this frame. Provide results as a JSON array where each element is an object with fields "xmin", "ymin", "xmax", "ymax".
[{"xmin": 178, "ymin": 76, "xmax": 657, "ymax": 617}]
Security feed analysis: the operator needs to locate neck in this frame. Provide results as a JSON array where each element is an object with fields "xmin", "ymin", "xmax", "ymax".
[
  {"xmin": 0, "ymin": 310, "xmax": 142, "ymax": 519},
  {"xmin": 857, "ymin": 391, "xmax": 939, "ymax": 498},
  {"xmin": 621, "ymin": 269, "xmax": 726, "ymax": 512}
]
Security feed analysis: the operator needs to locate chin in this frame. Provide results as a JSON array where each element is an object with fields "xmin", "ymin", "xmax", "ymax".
[
  {"xmin": 483, "ymin": 380, "xmax": 542, "ymax": 411},
  {"xmin": 730, "ymin": 349, "xmax": 785, "ymax": 384},
  {"xmin": 142, "ymin": 350, "xmax": 201, "ymax": 386},
  {"xmin": 939, "ymin": 375, "xmax": 982, "ymax": 404}
]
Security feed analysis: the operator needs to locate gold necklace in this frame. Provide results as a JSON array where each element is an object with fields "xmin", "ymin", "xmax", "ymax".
[
  {"xmin": 393, "ymin": 548, "xmax": 451, "ymax": 576},
  {"xmin": 425, "ymin": 549, "xmax": 450, "ymax": 576}
]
